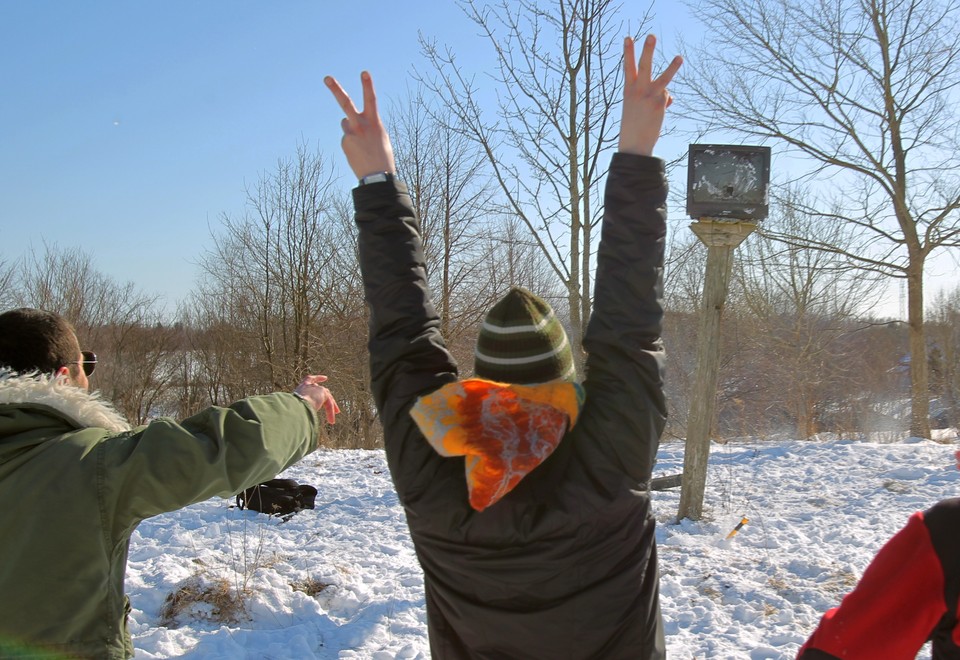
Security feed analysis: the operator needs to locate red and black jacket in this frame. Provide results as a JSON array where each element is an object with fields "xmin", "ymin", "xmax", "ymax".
[{"xmin": 798, "ymin": 497, "xmax": 960, "ymax": 659}]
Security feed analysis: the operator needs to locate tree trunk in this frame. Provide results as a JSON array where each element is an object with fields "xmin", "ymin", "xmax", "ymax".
[{"xmin": 907, "ymin": 260, "xmax": 930, "ymax": 438}]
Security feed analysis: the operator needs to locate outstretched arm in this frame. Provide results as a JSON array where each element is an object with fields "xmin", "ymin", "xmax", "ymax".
[{"xmin": 619, "ymin": 35, "xmax": 683, "ymax": 156}]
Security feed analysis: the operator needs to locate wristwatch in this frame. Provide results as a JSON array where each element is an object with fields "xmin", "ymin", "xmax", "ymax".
[{"xmin": 358, "ymin": 172, "xmax": 395, "ymax": 186}]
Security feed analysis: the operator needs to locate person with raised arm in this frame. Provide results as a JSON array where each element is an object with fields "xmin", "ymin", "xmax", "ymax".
[{"xmin": 326, "ymin": 34, "xmax": 680, "ymax": 659}]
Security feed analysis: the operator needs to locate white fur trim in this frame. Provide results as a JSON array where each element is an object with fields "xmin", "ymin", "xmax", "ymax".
[{"xmin": 0, "ymin": 371, "xmax": 131, "ymax": 433}]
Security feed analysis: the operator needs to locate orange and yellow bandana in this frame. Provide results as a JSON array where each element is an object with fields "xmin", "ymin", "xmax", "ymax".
[{"xmin": 410, "ymin": 378, "xmax": 585, "ymax": 511}]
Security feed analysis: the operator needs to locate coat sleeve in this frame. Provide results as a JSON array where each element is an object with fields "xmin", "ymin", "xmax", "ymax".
[
  {"xmin": 579, "ymin": 152, "xmax": 668, "ymax": 484},
  {"xmin": 796, "ymin": 510, "xmax": 948, "ymax": 659},
  {"xmin": 96, "ymin": 392, "xmax": 319, "ymax": 526},
  {"xmin": 352, "ymin": 180, "xmax": 459, "ymax": 502}
]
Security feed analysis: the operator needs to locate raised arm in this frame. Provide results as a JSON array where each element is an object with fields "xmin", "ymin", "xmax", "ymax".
[
  {"xmin": 579, "ymin": 36, "xmax": 681, "ymax": 483},
  {"xmin": 324, "ymin": 70, "xmax": 459, "ymax": 501}
]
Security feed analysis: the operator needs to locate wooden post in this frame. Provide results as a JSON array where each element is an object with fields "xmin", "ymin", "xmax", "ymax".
[{"xmin": 677, "ymin": 218, "xmax": 757, "ymax": 521}]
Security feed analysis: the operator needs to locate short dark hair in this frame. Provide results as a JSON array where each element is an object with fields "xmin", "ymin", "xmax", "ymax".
[{"xmin": 0, "ymin": 308, "xmax": 81, "ymax": 376}]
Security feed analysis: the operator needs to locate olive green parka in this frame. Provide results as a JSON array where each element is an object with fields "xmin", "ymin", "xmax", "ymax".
[{"xmin": 0, "ymin": 373, "xmax": 318, "ymax": 659}]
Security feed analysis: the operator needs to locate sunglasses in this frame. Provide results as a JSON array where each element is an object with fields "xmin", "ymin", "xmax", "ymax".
[{"xmin": 69, "ymin": 350, "xmax": 98, "ymax": 377}]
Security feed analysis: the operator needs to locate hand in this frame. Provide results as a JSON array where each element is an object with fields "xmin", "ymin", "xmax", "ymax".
[
  {"xmin": 294, "ymin": 375, "xmax": 341, "ymax": 425},
  {"xmin": 324, "ymin": 71, "xmax": 397, "ymax": 179},
  {"xmin": 619, "ymin": 35, "xmax": 683, "ymax": 156}
]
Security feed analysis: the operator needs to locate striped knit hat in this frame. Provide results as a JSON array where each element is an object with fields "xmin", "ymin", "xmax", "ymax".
[{"xmin": 474, "ymin": 287, "xmax": 576, "ymax": 384}]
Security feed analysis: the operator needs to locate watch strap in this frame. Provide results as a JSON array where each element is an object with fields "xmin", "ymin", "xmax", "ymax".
[{"xmin": 358, "ymin": 172, "xmax": 395, "ymax": 186}]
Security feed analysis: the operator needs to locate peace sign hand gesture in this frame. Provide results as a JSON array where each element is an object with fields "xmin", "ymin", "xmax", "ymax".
[
  {"xmin": 324, "ymin": 71, "xmax": 397, "ymax": 180},
  {"xmin": 619, "ymin": 35, "xmax": 683, "ymax": 156}
]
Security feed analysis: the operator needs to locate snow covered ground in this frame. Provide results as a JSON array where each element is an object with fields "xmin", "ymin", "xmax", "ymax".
[{"xmin": 126, "ymin": 434, "xmax": 960, "ymax": 659}]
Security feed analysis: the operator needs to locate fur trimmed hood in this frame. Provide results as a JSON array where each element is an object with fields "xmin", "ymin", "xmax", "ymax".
[{"xmin": 0, "ymin": 370, "xmax": 131, "ymax": 433}]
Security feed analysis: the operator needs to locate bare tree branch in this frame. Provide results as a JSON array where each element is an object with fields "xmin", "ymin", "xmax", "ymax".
[{"xmin": 678, "ymin": 0, "xmax": 960, "ymax": 437}]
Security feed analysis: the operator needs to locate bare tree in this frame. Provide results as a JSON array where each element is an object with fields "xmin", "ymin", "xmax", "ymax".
[
  {"xmin": 15, "ymin": 244, "xmax": 175, "ymax": 424},
  {"xmin": 389, "ymin": 87, "xmax": 496, "ymax": 347},
  {"xmin": 198, "ymin": 145, "xmax": 341, "ymax": 392},
  {"xmin": 97, "ymin": 322, "xmax": 182, "ymax": 425},
  {"xmin": 192, "ymin": 154, "xmax": 378, "ymax": 447},
  {"xmin": 827, "ymin": 319, "xmax": 908, "ymax": 437},
  {"xmin": 661, "ymin": 233, "xmax": 708, "ymax": 441},
  {"xmin": 173, "ymin": 290, "xmax": 260, "ymax": 411},
  {"xmin": 17, "ymin": 243, "xmax": 123, "ymax": 324},
  {"xmin": 306, "ymin": 196, "xmax": 377, "ymax": 448},
  {"xmin": 419, "ymin": 0, "xmax": 648, "ymax": 373},
  {"xmin": 927, "ymin": 286, "xmax": 960, "ymax": 429},
  {"xmin": 0, "ymin": 259, "xmax": 16, "ymax": 310},
  {"xmin": 733, "ymin": 191, "xmax": 886, "ymax": 438},
  {"xmin": 679, "ymin": 0, "xmax": 960, "ymax": 437}
]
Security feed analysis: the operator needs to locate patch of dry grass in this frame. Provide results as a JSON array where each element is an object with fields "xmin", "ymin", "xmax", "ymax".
[
  {"xmin": 159, "ymin": 575, "xmax": 249, "ymax": 627},
  {"xmin": 290, "ymin": 576, "xmax": 333, "ymax": 597}
]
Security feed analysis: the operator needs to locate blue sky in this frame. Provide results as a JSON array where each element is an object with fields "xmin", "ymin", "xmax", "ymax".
[
  {"xmin": 1, "ymin": 1, "xmax": 692, "ymax": 311},
  {"xmin": 2, "ymin": 1, "xmax": 707, "ymax": 311},
  {"xmin": 1, "ymin": 2, "xmax": 949, "ymax": 317},
  {"xmin": 0, "ymin": 1, "xmax": 509, "ymax": 308}
]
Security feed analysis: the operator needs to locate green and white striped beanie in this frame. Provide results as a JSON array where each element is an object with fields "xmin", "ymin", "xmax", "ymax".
[{"xmin": 474, "ymin": 287, "xmax": 576, "ymax": 384}]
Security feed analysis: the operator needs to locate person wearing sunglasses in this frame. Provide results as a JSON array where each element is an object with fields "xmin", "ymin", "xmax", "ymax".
[{"xmin": 0, "ymin": 306, "xmax": 340, "ymax": 659}]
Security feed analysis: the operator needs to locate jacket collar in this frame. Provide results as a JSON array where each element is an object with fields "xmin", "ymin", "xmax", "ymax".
[{"xmin": 0, "ymin": 370, "xmax": 131, "ymax": 433}]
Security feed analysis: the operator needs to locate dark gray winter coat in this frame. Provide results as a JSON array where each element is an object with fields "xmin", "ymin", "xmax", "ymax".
[{"xmin": 354, "ymin": 152, "xmax": 668, "ymax": 660}]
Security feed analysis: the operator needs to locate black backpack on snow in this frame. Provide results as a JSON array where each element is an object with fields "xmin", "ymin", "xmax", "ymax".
[{"xmin": 236, "ymin": 478, "xmax": 317, "ymax": 519}]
